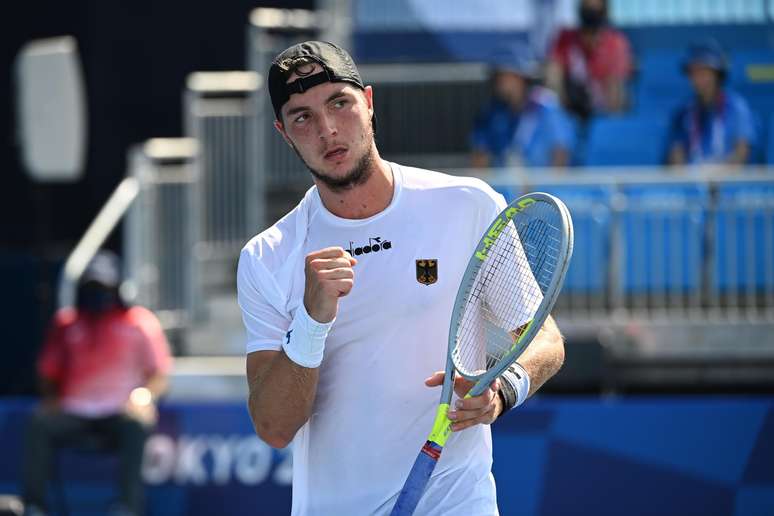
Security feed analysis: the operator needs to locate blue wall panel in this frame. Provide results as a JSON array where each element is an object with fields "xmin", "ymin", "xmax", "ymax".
[{"xmin": 1, "ymin": 397, "xmax": 772, "ymax": 515}]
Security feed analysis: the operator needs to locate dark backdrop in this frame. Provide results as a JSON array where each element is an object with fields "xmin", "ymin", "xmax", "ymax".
[
  {"xmin": 0, "ymin": 0, "xmax": 313, "ymax": 394},
  {"xmin": 0, "ymin": 0, "xmax": 312, "ymax": 249}
]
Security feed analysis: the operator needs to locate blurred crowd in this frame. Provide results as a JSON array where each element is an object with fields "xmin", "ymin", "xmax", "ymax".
[{"xmin": 470, "ymin": 0, "xmax": 758, "ymax": 170}]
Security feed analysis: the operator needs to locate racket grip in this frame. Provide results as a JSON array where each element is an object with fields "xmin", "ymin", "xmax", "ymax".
[{"xmin": 390, "ymin": 441, "xmax": 443, "ymax": 516}]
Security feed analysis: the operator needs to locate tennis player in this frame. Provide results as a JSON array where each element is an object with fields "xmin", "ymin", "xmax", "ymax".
[{"xmin": 238, "ymin": 41, "xmax": 565, "ymax": 516}]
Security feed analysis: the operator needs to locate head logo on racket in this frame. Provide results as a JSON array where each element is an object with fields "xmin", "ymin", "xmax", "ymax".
[{"xmin": 475, "ymin": 197, "xmax": 536, "ymax": 262}]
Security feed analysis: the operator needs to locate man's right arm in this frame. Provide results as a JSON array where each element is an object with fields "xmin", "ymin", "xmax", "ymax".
[
  {"xmin": 244, "ymin": 246, "xmax": 356, "ymax": 449},
  {"xmin": 247, "ymin": 350, "xmax": 320, "ymax": 448}
]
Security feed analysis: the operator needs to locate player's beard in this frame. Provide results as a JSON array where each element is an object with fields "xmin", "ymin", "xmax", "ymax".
[{"xmin": 292, "ymin": 122, "xmax": 376, "ymax": 193}]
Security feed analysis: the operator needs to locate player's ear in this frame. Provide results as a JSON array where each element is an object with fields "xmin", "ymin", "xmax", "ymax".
[
  {"xmin": 273, "ymin": 118, "xmax": 293, "ymax": 147},
  {"xmin": 363, "ymin": 85, "xmax": 374, "ymax": 117}
]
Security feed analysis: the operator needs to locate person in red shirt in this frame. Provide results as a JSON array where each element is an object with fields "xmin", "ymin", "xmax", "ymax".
[
  {"xmin": 22, "ymin": 251, "xmax": 172, "ymax": 516},
  {"xmin": 547, "ymin": 0, "xmax": 632, "ymax": 120}
]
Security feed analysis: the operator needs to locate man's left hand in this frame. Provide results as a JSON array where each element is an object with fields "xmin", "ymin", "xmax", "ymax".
[{"xmin": 424, "ymin": 372, "xmax": 502, "ymax": 432}]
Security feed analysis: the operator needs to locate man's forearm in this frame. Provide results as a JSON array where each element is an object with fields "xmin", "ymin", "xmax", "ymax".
[
  {"xmin": 515, "ymin": 315, "xmax": 565, "ymax": 397},
  {"xmin": 248, "ymin": 351, "xmax": 320, "ymax": 448}
]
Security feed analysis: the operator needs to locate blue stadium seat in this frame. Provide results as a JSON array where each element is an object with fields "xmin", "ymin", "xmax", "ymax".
[
  {"xmin": 632, "ymin": 51, "xmax": 692, "ymax": 114},
  {"xmin": 618, "ymin": 183, "xmax": 710, "ymax": 296},
  {"xmin": 713, "ymin": 182, "xmax": 774, "ymax": 294},
  {"xmin": 527, "ymin": 183, "xmax": 613, "ymax": 298},
  {"xmin": 585, "ymin": 115, "xmax": 670, "ymax": 166}
]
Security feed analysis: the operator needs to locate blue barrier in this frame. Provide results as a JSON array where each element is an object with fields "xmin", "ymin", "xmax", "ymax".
[
  {"xmin": 619, "ymin": 183, "xmax": 710, "ymax": 295},
  {"xmin": 1, "ymin": 397, "xmax": 773, "ymax": 515},
  {"xmin": 714, "ymin": 183, "xmax": 774, "ymax": 293},
  {"xmin": 528, "ymin": 183, "xmax": 613, "ymax": 297}
]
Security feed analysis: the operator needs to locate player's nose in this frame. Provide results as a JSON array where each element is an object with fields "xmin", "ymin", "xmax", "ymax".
[{"xmin": 317, "ymin": 111, "xmax": 337, "ymax": 139}]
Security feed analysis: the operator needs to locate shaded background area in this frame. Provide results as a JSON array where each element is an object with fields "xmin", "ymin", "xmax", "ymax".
[
  {"xmin": 0, "ymin": 0, "xmax": 311, "ymax": 250},
  {"xmin": 0, "ymin": 0, "xmax": 311, "ymax": 395}
]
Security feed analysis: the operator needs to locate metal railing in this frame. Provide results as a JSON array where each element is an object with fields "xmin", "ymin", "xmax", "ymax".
[
  {"xmin": 57, "ymin": 177, "xmax": 140, "ymax": 309},
  {"xmin": 184, "ymin": 71, "xmax": 263, "ymax": 292},
  {"xmin": 456, "ymin": 167, "xmax": 774, "ymax": 327},
  {"xmin": 124, "ymin": 138, "xmax": 199, "ymax": 331}
]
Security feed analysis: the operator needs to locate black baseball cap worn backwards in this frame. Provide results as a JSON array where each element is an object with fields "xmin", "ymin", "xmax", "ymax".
[{"xmin": 269, "ymin": 41, "xmax": 365, "ymax": 120}]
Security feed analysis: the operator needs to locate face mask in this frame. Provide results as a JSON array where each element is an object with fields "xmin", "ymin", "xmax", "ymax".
[
  {"xmin": 579, "ymin": 6, "xmax": 606, "ymax": 29},
  {"xmin": 77, "ymin": 285, "xmax": 117, "ymax": 313}
]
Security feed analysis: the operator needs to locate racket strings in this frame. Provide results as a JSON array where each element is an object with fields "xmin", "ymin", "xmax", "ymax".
[{"xmin": 453, "ymin": 201, "xmax": 563, "ymax": 377}]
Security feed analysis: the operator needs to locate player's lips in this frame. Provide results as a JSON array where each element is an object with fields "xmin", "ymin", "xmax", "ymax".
[{"xmin": 323, "ymin": 146, "xmax": 348, "ymax": 161}]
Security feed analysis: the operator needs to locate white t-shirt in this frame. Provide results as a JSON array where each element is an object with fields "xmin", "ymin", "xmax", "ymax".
[{"xmin": 238, "ymin": 163, "xmax": 508, "ymax": 516}]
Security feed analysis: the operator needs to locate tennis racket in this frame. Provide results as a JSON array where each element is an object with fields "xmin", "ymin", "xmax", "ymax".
[{"xmin": 390, "ymin": 192, "xmax": 574, "ymax": 515}]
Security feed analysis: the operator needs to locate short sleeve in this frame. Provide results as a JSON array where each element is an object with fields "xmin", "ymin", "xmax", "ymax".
[
  {"xmin": 132, "ymin": 307, "xmax": 173, "ymax": 377},
  {"xmin": 545, "ymin": 107, "xmax": 574, "ymax": 149},
  {"xmin": 731, "ymin": 95, "xmax": 756, "ymax": 144},
  {"xmin": 237, "ymin": 249, "xmax": 291, "ymax": 354},
  {"xmin": 477, "ymin": 183, "xmax": 507, "ymax": 229}
]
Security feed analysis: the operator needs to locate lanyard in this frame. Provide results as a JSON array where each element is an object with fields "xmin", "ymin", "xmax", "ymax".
[
  {"xmin": 688, "ymin": 92, "xmax": 726, "ymax": 163},
  {"xmin": 506, "ymin": 91, "xmax": 543, "ymax": 166}
]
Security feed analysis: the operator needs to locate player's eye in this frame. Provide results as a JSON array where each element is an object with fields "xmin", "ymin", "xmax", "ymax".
[
  {"xmin": 332, "ymin": 98, "xmax": 348, "ymax": 109},
  {"xmin": 294, "ymin": 112, "xmax": 309, "ymax": 124}
]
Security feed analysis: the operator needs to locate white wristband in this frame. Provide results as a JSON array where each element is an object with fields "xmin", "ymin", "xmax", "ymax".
[
  {"xmin": 512, "ymin": 362, "xmax": 531, "ymax": 407},
  {"xmin": 282, "ymin": 304, "xmax": 334, "ymax": 368}
]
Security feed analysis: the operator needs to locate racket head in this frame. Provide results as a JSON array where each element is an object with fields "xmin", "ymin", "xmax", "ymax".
[{"xmin": 448, "ymin": 192, "xmax": 574, "ymax": 383}]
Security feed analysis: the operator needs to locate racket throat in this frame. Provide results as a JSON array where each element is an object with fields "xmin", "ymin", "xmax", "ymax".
[{"xmin": 427, "ymin": 403, "xmax": 452, "ymax": 446}]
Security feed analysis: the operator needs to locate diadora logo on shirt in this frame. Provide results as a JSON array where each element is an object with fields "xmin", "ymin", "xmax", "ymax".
[{"xmin": 345, "ymin": 236, "xmax": 392, "ymax": 257}]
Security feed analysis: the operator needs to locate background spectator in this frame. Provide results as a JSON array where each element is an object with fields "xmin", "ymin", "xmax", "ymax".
[
  {"xmin": 471, "ymin": 45, "xmax": 574, "ymax": 169},
  {"xmin": 546, "ymin": 0, "xmax": 632, "ymax": 120},
  {"xmin": 22, "ymin": 251, "xmax": 172, "ymax": 516},
  {"xmin": 666, "ymin": 40, "xmax": 757, "ymax": 168}
]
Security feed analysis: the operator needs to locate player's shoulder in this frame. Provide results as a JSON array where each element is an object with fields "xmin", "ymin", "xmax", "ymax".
[
  {"xmin": 397, "ymin": 163, "xmax": 504, "ymax": 210},
  {"xmin": 240, "ymin": 185, "xmax": 317, "ymax": 273}
]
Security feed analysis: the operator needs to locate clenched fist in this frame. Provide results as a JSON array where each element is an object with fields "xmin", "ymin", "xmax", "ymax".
[{"xmin": 304, "ymin": 247, "xmax": 357, "ymax": 323}]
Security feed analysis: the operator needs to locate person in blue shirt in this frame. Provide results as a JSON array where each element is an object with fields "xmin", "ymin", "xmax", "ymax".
[
  {"xmin": 471, "ymin": 45, "xmax": 574, "ymax": 169},
  {"xmin": 667, "ymin": 41, "xmax": 757, "ymax": 167}
]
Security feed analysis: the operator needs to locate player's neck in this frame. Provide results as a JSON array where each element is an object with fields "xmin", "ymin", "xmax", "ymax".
[{"xmin": 316, "ymin": 151, "xmax": 394, "ymax": 220}]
